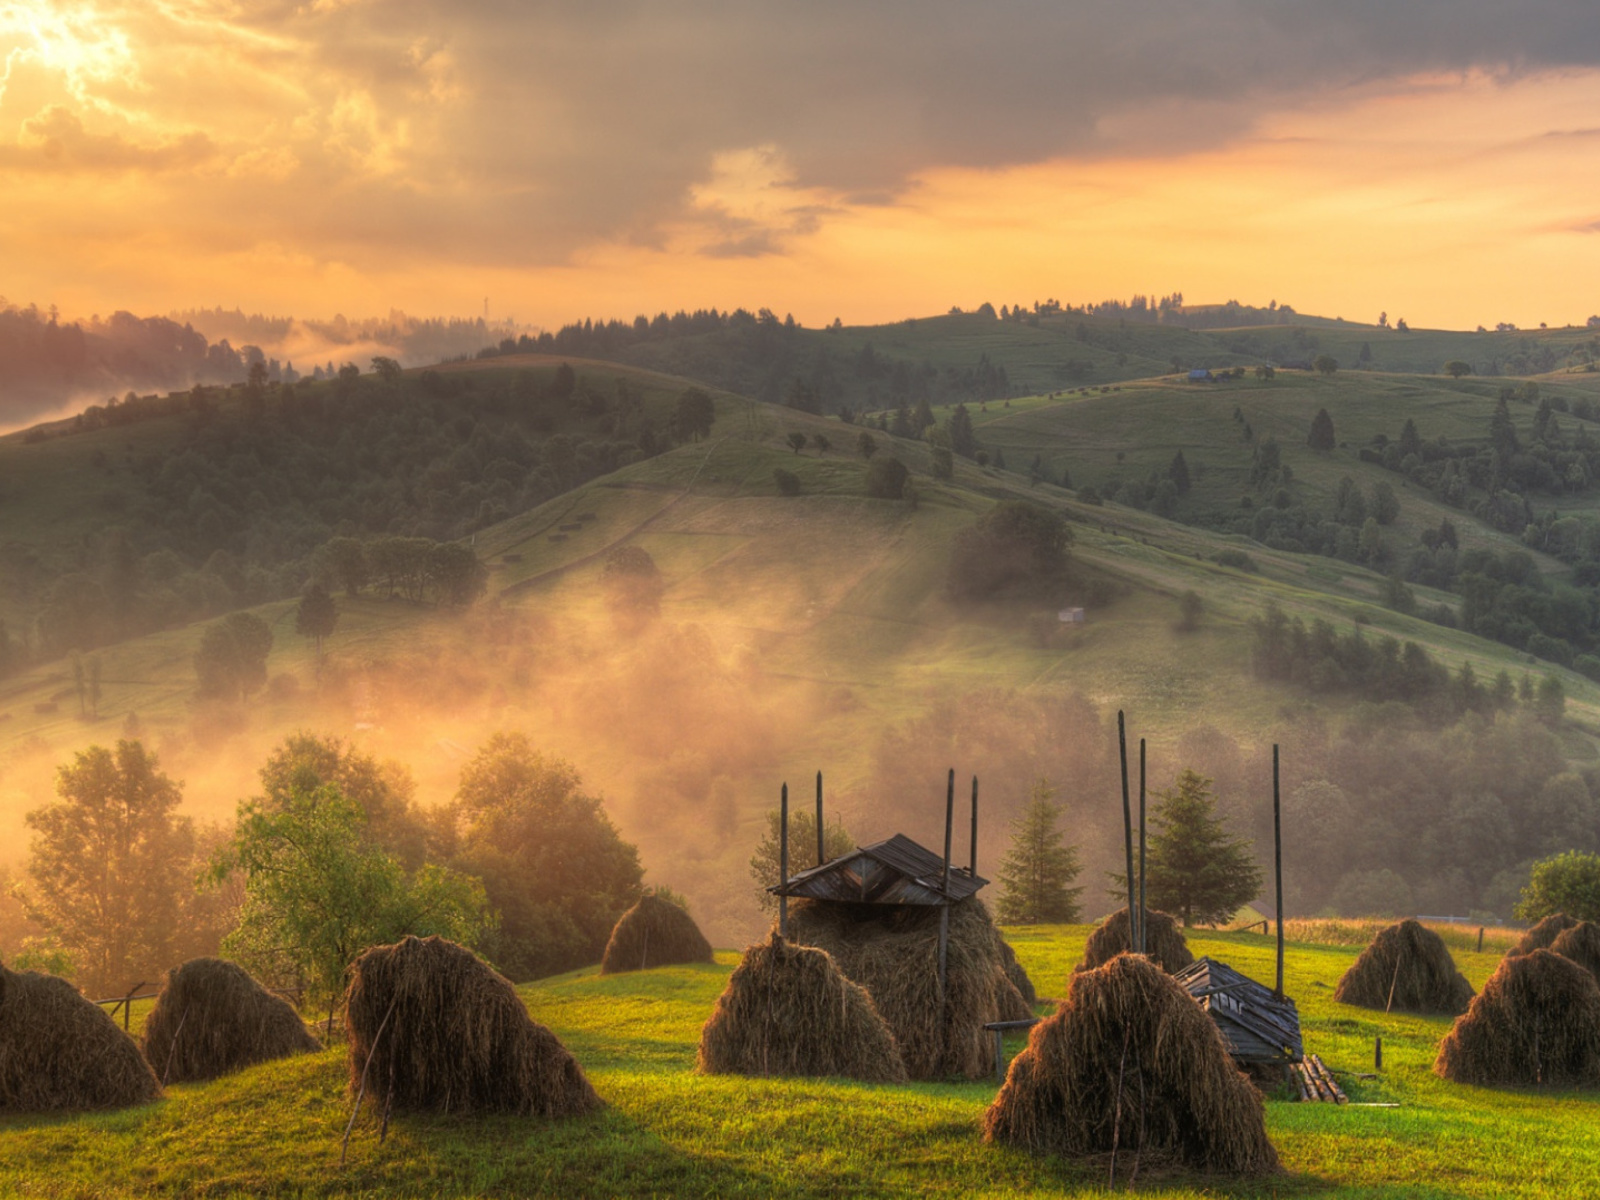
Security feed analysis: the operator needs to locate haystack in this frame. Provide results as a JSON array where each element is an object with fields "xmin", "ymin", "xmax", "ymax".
[
  {"xmin": 141, "ymin": 958, "xmax": 320, "ymax": 1084},
  {"xmin": 998, "ymin": 939, "xmax": 1038, "ymax": 1009},
  {"xmin": 1332, "ymin": 919, "xmax": 1474, "ymax": 1016},
  {"xmin": 0, "ymin": 963, "xmax": 161, "ymax": 1112},
  {"xmin": 1508, "ymin": 912, "xmax": 1578, "ymax": 957},
  {"xmin": 600, "ymin": 894, "xmax": 714, "ymax": 975},
  {"xmin": 1434, "ymin": 949, "xmax": 1600, "ymax": 1089},
  {"xmin": 344, "ymin": 935, "xmax": 600, "ymax": 1117},
  {"xmin": 697, "ymin": 933, "xmax": 907, "ymax": 1082},
  {"xmin": 983, "ymin": 953, "xmax": 1279, "ymax": 1176},
  {"xmin": 1076, "ymin": 908, "xmax": 1194, "ymax": 975},
  {"xmin": 787, "ymin": 898, "xmax": 1031, "ymax": 1080},
  {"xmin": 1549, "ymin": 922, "xmax": 1600, "ymax": 989}
]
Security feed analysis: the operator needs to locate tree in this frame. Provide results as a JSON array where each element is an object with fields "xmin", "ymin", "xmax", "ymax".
[
  {"xmin": 1307, "ymin": 407, "xmax": 1336, "ymax": 450},
  {"xmin": 370, "ymin": 356, "xmax": 402, "ymax": 385},
  {"xmin": 773, "ymin": 467, "xmax": 801, "ymax": 496},
  {"xmin": 258, "ymin": 732, "xmax": 431, "ymax": 868},
  {"xmin": 1536, "ymin": 675, "xmax": 1566, "ymax": 725},
  {"xmin": 674, "ymin": 387, "xmax": 716, "ymax": 441},
  {"xmin": 1443, "ymin": 360, "xmax": 1473, "ymax": 379},
  {"xmin": 550, "ymin": 362, "xmax": 576, "ymax": 400},
  {"xmin": 1370, "ymin": 481, "xmax": 1400, "ymax": 525},
  {"xmin": 811, "ymin": 433, "xmax": 831, "ymax": 455},
  {"xmin": 786, "ymin": 431, "xmax": 807, "ymax": 454},
  {"xmin": 947, "ymin": 502, "xmax": 1071, "ymax": 601},
  {"xmin": 194, "ymin": 611, "xmax": 273, "ymax": 700},
  {"xmin": 1168, "ymin": 449, "xmax": 1191, "ymax": 494},
  {"xmin": 1398, "ymin": 418, "xmax": 1422, "ymax": 458},
  {"xmin": 995, "ymin": 780, "xmax": 1083, "ymax": 924},
  {"xmin": 931, "ymin": 446, "xmax": 954, "ymax": 480},
  {"xmin": 947, "ymin": 404, "xmax": 978, "ymax": 459},
  {"xmin": 1254, "ymin": 364, "xmax": 1275, "ymax": 381},
  {"xmin": 295, "ymin": 582, "xmax": 338, "ymax": 656},
  {"xmin": 749, "ymin": 808, "xmax": 855, "ymax": 914},
  {"xmin": 857, "ymin": 431, "xmax": 879, "ymax": 459},
  {"xmin": 602, "ymin": 545, "xmax": 665, "ymax": 621},
  {"xmin": 321, "ymin": 536, "xmax": 369, "ymax": 597},
  {"xmin": 1515, "ymin": 851, "xmax": 1600, "ymax": 923},
  {"xmin": 1143, "ymin": 769, "xmax": 1261, "ymax": 926},
  {"xmin": 427, "ymin": 542, "xmax": 488, "ymax": 607},
  {"xmin": 865, "ymin": 455, "xmax": 908, "ymax": 499},
  {"xmin": 1313, "ymin": 355, "xmax": 1339, "ymax": 376},
  {"xmin": 451, "ymin": 734, "xmax": 643, "ymax": 979},
  {"xmin": 22, "ymin": 741, "xmax": 195, "ymax": 994}
]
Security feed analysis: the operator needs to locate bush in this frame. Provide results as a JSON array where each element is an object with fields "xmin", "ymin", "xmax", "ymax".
[
  {"xmin": 773, "ymin": 468, "xmax": 801, "ymax": 496},
  {"xmin": 1517, "ymin": 851, "xmax": 1600, "ymax": 923},
  {"xmin": 1075, "ymin": 485, "xmax": 1102, "ymax": 506},
  {"xmin": 864, "ymin": 456, "xmax": 908, "ymax": 499},
  {"xmin": 1214, "ymin": 549, "xmax": 1257, "ymax": 572}
]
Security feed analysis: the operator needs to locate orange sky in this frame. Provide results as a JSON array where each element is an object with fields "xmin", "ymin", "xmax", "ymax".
[{"xmin": 4, "ymin": 3, "xmax": 1600, "ymax": 331}]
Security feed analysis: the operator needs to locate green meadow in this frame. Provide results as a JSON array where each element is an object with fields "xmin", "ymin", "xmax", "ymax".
[{"xmin": 3, "ymin": 924, "xmax": 1595, "ymax": 1198}]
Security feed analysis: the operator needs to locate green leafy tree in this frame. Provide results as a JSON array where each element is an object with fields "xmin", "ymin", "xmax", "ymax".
[
  {"xmin": 22, "ymin": 741, "xmax": 195, "ymax": 995},
  {"xmin": 451, "ymin": 734, "xmax": 643, "ymax": 980},
  {"xmin": 786, "ymin": 431, "xmax": 807, "ymax": 454},
  {"xmin": 1443, "ymin": 360, "xmax": 1473, "ymax": 379},
  {"xmin": 674, "ymin": 387, "xmax": 716, "ymax": 441},
  {"xmin": 370, "ymin": 356, "xmax": 402, "ymax": 385},
  {"xmin": 1143, "ymin": 769, "xmax": 1261, "ymax": 926},
  {"xmin": 1307, "ymin": 407, "xmax": 1336, "ymax": 450},
  {"xmin": 427, "ymin": 543, "xmax": 488, "ymax": 607},
  {"xmin": 947, "ymin": 501, "xmax": 1072, "ymax": 601},
  {"xmin": 194, "ymin": 611, "xmax": 273, "ymax": 700},
  {"xmin": 321, "ymin": 536, "xmax": 370, "ymax": 597},
  {"xmin": 295, "ymin": 582, "xmax": 338, "ymax": 656},
  {"xmin": 1515, "ymin": 850, "xmax": 1600, "ymax": 923},
  {"xmin": 931, "ymin": 445, "xmax": 954, "ymax": 480},
  {"xmin": 257, "ymin": 733, "xmax": 431, "ymax": 868},
  {"xmin": 811, "ymin": 433, "xmax": 831, "ymax": 455},
  {"xmin": 1313, "ymin": 355, "xmax": 1339, "ymax": 377},
  {"xmin": 749, "ymin": 808, "xmax": 855, "ymax": 914},
  {"xmin": 865, "ymin": 455, "xmax": 908, "ymax": 499},
  {"xmin": 602, "ymin": 545, "xmax": 665, "ymax": 622},
  {"xmin": 995, "ymin": 780, "xmax": 1083, "ymax": 924}
]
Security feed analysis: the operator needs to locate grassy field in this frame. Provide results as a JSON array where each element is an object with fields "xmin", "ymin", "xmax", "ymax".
[{"xmin": 2, "ymin": 922, "xmax": 1595, "ymax": 1198}]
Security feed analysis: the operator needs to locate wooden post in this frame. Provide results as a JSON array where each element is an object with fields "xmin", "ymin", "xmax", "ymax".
[
  {"xmin": 970, "ymin": 775, "xmax": 979, "ymax": 878},
  {"xmin": 1477, "ymin": 926, "xmax": 1485, "ymax": 953},
  {"xmin": 1375, "ymin": 1034, "xmax": 1383, "ymax": 1072},
  {"xmin": 1118, "ymin": 711, "xmax": 1134, "ymax": 946},
  {"xmin": 779, "ymin": 782, "xmax": 790, "ymax": 940},
  {"xmin": 816, "ymin": 770, "xmax": 825, "ymax": 869},
  {"xmin": 1274, "ymin": 743, "xmax": 1284, "ymax": 1000},
  {"xmin": 1137, "ymin": 737, "xmax": 1147, "ymax": 957},
  {"xmin": 939, "ymin": 769, "xmax": 954, "ymax": 1001}
]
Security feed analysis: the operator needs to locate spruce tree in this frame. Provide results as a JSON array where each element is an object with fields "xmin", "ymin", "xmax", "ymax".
[
  {"xmin": 1307, "ymin": 407, "xmax": 1336, "ymax": 451},
  {"xmin": 995, "ymin": 780, "xmax": 1083, "ymax": 924},
  {"xmin": 1144, "ymin": 770, "xmax": 1261, "ymax": 926}
]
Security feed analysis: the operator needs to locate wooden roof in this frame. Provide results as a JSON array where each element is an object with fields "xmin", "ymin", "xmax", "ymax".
[
  {"xmin": 768, "ymin": 833, "xmax": 987, "ymax": 906},
  {"xmin": 1173, "ymin": 957, "xmax": 1303, "ymax": 1065}
]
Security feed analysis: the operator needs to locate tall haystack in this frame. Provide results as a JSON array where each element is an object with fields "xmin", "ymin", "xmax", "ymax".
[
  {"xmin": 1508, "ymin": 912, "xmax": 1578, "ymax": 957},
  {"xmin": 1332, "ymin": 919, "xmax": 1474, "ymax": 1016},
  {"xmin": 1076, "ymin": 907, "xmax": 1194, "ymax": 975},
  {"xmin": 345, "ymin": 935, "xmax": 601, "ymax": 1117},
  {"xmin": 697, "ymin": 933, "xmax": 907, "ymax": 1082},
  {"xmin": 0, "ymin": 963, "xmax": 161, "ymax": 1112},
  {"xmin": 1549, "ymin": 922, "xmax": 1600, "ymax": 989},
  {"xmin": 600, "ymin": 894, "xmax": 714, "ymax": 975},
  {"xmin": 1434, "ymin": 949, "xmax": 1600, "ymax": 1089},
  {"xmin": 998, "ymin": 939, "xmax": 1038, "ymax": 1009},
  {"xmin": 983, "ymin": 953, "xmax": 1279, "ymax": 1176},
  {"xmin": 141, "ymin": 958, "xmax": 320, "ymax": 1084},
  {"xmin": 787, "ymin": 898, "xmax": 1031, "ymax": 1080}
]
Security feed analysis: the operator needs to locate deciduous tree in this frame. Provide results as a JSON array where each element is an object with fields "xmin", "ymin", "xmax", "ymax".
[{"xmin": 194, "ymin": 611, "xmax": 273, "ymax": 700}]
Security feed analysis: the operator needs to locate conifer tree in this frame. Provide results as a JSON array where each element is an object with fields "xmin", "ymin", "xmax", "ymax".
[
  {"xmin": 1144, "ymin": 770, "xmax": 1260, "ymax": 926},
  {"xmin": 996, "ymin": 780, "xmax": 1083, "ymax": 924}
]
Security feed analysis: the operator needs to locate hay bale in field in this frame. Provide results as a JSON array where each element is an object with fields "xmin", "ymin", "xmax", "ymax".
[
  {"xmin": 697, "ymin": 933, "xmax": 907, "ymax": 1082},
  {"xmin": 998, "ymin": 939, "xmax": 1038, "ymax": 1009},
  {"xmin": 1509, "ymin": 912, "xmax": 1578, "ymax": 957},
  {"xmin": 1549, "ymin": 922, "xmax": 1600, "ymax": 989},
  {"xmin": 600, "ymin": 894, "xmax": 714, "ymax": 975},
  {"xmin": 786, "ymin": 898, "xmax": 1029, "ymax": 1080},
  {"xmin": 345, "ymin": 935, "xmax": 600, "ymax": 1117},
  {"xmin": 1075, "ymin": 907, "xmax": 1194, "ymax": 975},
  {"xmin": 983, "ymin": 953, "xmax": 1279, "ymax": 1175},
  {"xmin": 1332, "ymin": 919, "xmax": 1474, "ymax": 1016},
  {"xmin": 140, "ymin": 958, "xmax": 320, "ymax": 1084},
  {"xmin": 1434, "ymin": 949, "xmax": 1600, "ymax": 1089},
  {"xmin": 0, "ymin": 963, "xmax": 161, "ymax": 1112}
]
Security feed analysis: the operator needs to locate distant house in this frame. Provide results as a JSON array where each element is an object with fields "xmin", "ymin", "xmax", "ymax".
[
  {"xmin": 1057, "ymin": 607, "xmax": 1085, "ymax": 624},
  {"xmin": 1187, "ymin": 369, "xmax": 1214, "ymax": 383}
]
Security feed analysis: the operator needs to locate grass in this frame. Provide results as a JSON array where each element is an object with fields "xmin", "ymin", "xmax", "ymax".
[{"xmin": 3, "ymin": 923, "xmax": 1598, "ymax": 1197}]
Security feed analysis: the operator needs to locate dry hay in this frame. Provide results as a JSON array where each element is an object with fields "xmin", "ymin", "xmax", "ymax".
[
  {"xmin": 0, "ymin": 963, "xmax": 161, "ymax": 1112},
  {"xmin": 1508, "ymin": 912, "xmax": 1578, "ymax": 957},
  {"xmin": 1434, "ymin": 949, "xmax": 1600, "ymax": 1089},
  {"xmin": 998, "ymin": 939, "xmax": 1038, "ymax": 1009},
  {"xmin": 345, "ymin": 935, "xmax": 601, "ymax": 1117},
  {"xmin": 983, "ymin": 953, "xmax": 1279, "ymax": 1176},
  {"xmin": 786, "ymin": 898, "xmax": 1032, "ymax": 1080},
  {"xmin": 1549, "ymin": 922, "xmax": 1600, "ymax": 989},
  {"xmin": 1332, "ymin": 919, "xmax": 1474, "ymax": 1016},
  {"xmin": 600, "ymin": 894, "xmax": 714, "ymax": 975},
  {"xmin": 1076, "ymin": 908, "xmax": 1194, "ymax": 975},
  {"xmin": 696, "ymin": 933, "xmax": 907, "ymax": 1082},
  {"xmin": 140, "ymin": 958, "xmax": 320, "ymax": 1084}
]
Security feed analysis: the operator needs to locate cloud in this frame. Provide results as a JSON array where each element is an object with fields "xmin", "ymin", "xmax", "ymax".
[{"xmin": 0, "ymin": 105, "xmax": 215, "ymax": 172}]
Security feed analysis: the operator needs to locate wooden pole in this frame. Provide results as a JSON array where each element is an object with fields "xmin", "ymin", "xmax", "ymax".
[
  {"xmin": 1138, "ymin": 738, "xmax": 1147, "ymax": 957},
  {"xmin": 779, "ymin": 782, "xmax": 790, "ymax": 940},
  {"xmin": 1274, "ymin": 743, "xmax": 1284, "ymax": 1000},
  {"xmin": 816, "ymin": 770, "xmax": 825, "ymax": 869},
  {"xmin": 1374, "ymin": 1034, "xmax": 1383, "ymax": 1072},
  {"xmin": 970, "ymin": 775, "xmax": 979, "ymax": 878},
  {"xmin": 1118, "ymin": 711, "xmax": 1134, "ymax": 944},
  {"xmin": 939, "ymin": 769, "xmax": 954, "ymax": 1001},
  {"xmin": 1477, "ymin": 926, "xmax": 1485, "ymax": 953}
]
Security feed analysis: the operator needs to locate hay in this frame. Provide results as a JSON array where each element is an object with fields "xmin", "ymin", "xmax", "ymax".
[
  {"xmin": 600, "ymin": 894, "xmax": 714, "ymax": 975},
  {"xmin": 983, "ymin": 953, "xmax": 1279, "ymax": 1175},
  {"xmin": 1434, "ymin": 949, "xmax": 1600, "ymax": 1089},
  {"xmin": 344, "ymin": 935, "xmax": 601, "ymax": 1117},
  {"xmin": 1332, "ymin": 919, "xmax": 1474, "ymax": 1016},
  {"xmin": 1549, "ymin": 922, "xmax": 1600, "ymax": 989},
  {"xmin": 141, "ymin": 958, "xmax": 320, "ymax": 1084},
  {"xmin": 998, "ymin": 939, "xmax": 1038, "ymax": 1009},
  {"xmin": 786, "ymin": 898, "xmax": 1031, "ymax": 1080},
  {"xmin": 0, "ymin": 964, "xmax": 161, "ymax": 1112},
  {"xmin": 697, "ymin": 933, "xmax": 907, "ymax": 1082},
  {"xmin": 1076, "ymin": 908, "xmax": 1194, "ymax": 975},
  {"xmin": 1509, "ymin": 912, "xmax": 1578, "ymax": 957}
]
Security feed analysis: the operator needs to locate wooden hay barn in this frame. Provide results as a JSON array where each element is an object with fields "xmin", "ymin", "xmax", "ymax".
[
  {"xmin": 770, "ymin": 833, "xmax": 986, "ymax": 909},
  {"xmin": 1173, "ymin": 957, "xmax": 1303, "ymax": 1067}
]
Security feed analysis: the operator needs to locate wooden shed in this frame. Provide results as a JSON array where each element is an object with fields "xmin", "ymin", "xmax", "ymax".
[
  {"xmin": 1173, "ymin": 957, "xmax": 1303, "ymax": 1066},
  {"xmin": 770, "ymin": 833, "xmax": 986, "ymax": 908}
]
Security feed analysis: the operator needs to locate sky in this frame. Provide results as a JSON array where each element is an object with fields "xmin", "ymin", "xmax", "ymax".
[{"xmin": 4, "ymin": 1, "xmax": 1600, "ymax": 332}]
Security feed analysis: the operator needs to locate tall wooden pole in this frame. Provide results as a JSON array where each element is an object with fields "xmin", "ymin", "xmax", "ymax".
[
  {"xmin": 970, "ymin": 775, "xmax": 979, "ymax": 878},
  {"xmin": 816, "ymin": 770, "xmax": 825, "ymax": 868},
  {"xmin": 1118, "ymin": 711, "xmax": 1134, "ymax": 945},
  {"xmin": 1274, "ymin": 744, "xmax": 1284, "ymax": 999},
  {"xmin": 779, "ymin": 782, "xmax": 790, "ymax": 940},
  {"xmin": 1138, "ymin": 738, "xmax": 1147, "ymax": 957},
  {"xmin": 939, "ymin": 768, "xmax": 954, "ymax": 1003}
]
